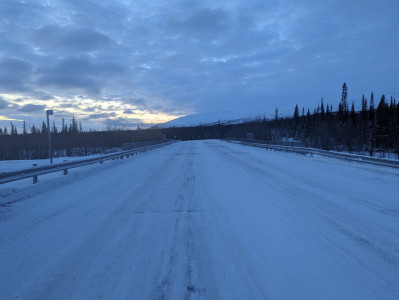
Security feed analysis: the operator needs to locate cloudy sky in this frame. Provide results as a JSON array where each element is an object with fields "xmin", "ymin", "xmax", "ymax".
[{"xmin": 0, "ymin": 0, "xmax": 398, "ymax": 131}]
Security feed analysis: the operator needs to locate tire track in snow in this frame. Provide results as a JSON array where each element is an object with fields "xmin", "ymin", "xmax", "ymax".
[{"xmin": 154, "ymin": 142, "xmax": 208, "ymax": 299}]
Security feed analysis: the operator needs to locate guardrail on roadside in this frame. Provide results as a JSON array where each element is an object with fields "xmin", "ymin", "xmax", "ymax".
[
  {"xmin": 227, "ymin": 139, "xmax": 399, "ymax": 169},
  {"xmin": 0, "ymin": 140, "xmax": 177, "ymax": 185}
]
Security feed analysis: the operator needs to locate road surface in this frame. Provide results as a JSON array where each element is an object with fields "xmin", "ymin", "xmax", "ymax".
[{"xmin": 1, "ymin": 140, "xmax": 398, "ymax": 299}]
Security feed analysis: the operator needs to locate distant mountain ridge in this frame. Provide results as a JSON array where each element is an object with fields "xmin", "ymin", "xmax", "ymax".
[{"xmin": 155, "ymin": 108, "xmax": 289, "ymax": 128}]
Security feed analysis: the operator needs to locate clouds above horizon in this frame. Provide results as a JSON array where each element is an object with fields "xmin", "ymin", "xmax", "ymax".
[{"xmin": 0, "ymin": 0, "xmax": 398, "ymax": 129}]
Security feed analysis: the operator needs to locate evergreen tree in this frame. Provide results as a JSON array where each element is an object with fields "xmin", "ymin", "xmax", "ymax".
[
  {"xmin": 293, "ymin": 104, "xmax": 299, "ymax": 129},
  {"xmin": 62, "ymin": 118, "xmax": 67, "ymax": 134},
  {"xmin": 41, "ymin": 121, "xmax": 47, "ymax": 135},
  {"xmin": 72, "ymin": 116, "xmax": 78, "ymax": 134},
  {"xmin": 390, "ymin": 96, "xmax": 395, "ymax": 111},
  {"xmin": 338, "ymin": 103, "xmax": 343, "ymax": 121},
  {"xmin": 10, "ymin": 122, "xmax": 15, "ymax": 135},
  {"xmin": 52, "ymin": 121, "xmax": 58, "ymax": 134},
  {"xmin": 320, "ymin": 98, "xmax": 325, "ymax": 121},
  {"xmin": 23, "ymin": 121, "xmax": 27, "ymax": 135},
  {"xmin": 31, "ymin": 124, "xmax": 37, "ymax": 134},
  {"xmin": 361, "ymin": 95, "xmax": 368, "ymax": 122},
  {"xmin": 360, "ymin": 95, "xmax": 368, "ymax": 146},
  {"xmin": 350, "ymin": 102, "xmax": 357, "ymax": 125},
  {"xmin": 369, "ymin": 92, "xmax": 375, "ymax": 155},
  {"xmin": 340, "ymin": 82, "xmax": 349, "ymax": 120},
  {"xmin": 369, "ymin": 92, "xmax": 375, "ymax": 122},
  {"xmin": 376, "ymin": 94, "xmax": 388, "ymax": 132},
  {"xmin": 4, "ymin": 127, "xmax": 8, "ymax": 135},
  {"xmin": 397, "ymin": 98, "xmax": 399, "ymax": 120}
]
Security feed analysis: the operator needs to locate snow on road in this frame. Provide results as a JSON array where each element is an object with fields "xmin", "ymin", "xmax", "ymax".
[{"xmin": 0, "ymin": 140, "xmax": 398, "ymax": 299}]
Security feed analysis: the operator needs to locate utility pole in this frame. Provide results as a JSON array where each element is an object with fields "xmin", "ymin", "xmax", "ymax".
[{"xmin": 46, "ymin": 110, "xmax": 53, "ymax": 164}]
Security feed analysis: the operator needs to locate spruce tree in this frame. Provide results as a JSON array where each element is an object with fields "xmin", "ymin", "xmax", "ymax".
[
  {"xmin": 341, "ymin": 82, "xmax": 349, "ymax": 120},
  {"xmin": 369, "ymin": 92, "xmax": 375, "ymax": 156},
  {"xmin": 52, "ymin": 121, "xmax": 58, "ymax": 134},
  {"xmin": 41, "ymin": 121, "xmax": 47, "ymax": 135},
  {"xmin": 320, "ymin": 98, "xmax": 325, "ymax": 121},
  {"xmin": 360, "ymin": 95, "xmax": 368, "ymax": 146},
  {"xmin": 376, "ymin": 94, "xmax": 388, "ymax": 129},
  {"xmin": 62, "ymin": 118, "xmax": 66, "ymax": 133},
  {"xmin": 23, "ymin": 121, "xmax": 27, "ymax": 135},
  {"xmin": 361, "ymin": 95, "xmax": 367, "ymax": 122},
  {"xmin": 350, "ymin": 102, "xmax": 356, "ymax": 125},
  {"xmin": 293, "ymin": 104, "xmax": 299, "ymax": 130},
  {"xmin": 369, "ymin": 92, "xmax": 375, "ymax": 122}
]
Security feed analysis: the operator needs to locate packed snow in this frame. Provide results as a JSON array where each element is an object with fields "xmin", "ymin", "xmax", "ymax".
[{"xmin": 0, "ymin": 140, "xmax": 398, "ymax": 299}]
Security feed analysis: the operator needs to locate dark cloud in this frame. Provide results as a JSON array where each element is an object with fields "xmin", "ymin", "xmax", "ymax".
[
  {"xmin": 166, "ymin": 7, "xmax": 230, "ymax": 38},
  {"xmin": 0, "ymin": 58, "xmax": 33, "ymax": 92},
  {"xmin": 88, "ymin": 112, "xmax": 117, "ymax": 119},
  {"xmin": 0, "ymin": 97, "xmax": 10, "ymax": 109},
  {"xmin": 59, "ymin": 103, "xmax": 78, "ymax": 109},
  {"xmin": 18, "ymin": 104, "xmax": 46, "ymax": 112},
  {"xmin": 83, "ymin": 106, "xmax": 96, "ymax": 112},
  {"xmin": 36, "ymin": 55, "xmax": 125, "ymax": 95},
  {"xmin": 32, "ymin": 25, "xmax": 115, "ymax": 53},
  {"xmin": 123, "ymin": 109, "xmax": 133, "ymax": 114},
  {"xmin": 40, "ymin": 94, "xmax": 54, "ymax": 100}
]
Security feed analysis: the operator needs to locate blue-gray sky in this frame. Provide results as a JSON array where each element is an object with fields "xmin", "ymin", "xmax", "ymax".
[{"xmin": 0, "ymin": 0, "xmax": 398, "ymax": 130}]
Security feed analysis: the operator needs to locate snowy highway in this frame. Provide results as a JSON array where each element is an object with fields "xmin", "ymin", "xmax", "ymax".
[{"xmin": 0, "ymin": 140, "xmax": 398, "ymax": 299}]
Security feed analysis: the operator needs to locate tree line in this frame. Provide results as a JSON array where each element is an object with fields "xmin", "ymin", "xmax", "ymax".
[
  {"xmin": 0, "ymin": 116, "xmax": 163, "ymax": 160},
  {"xmin": 161, "ymin": 83, "xmax": 399, "ymax": 157},
  {"xmin": 288, "ymin": 83, "xmax": 399, "ymax": 156},
  {"xmin": 1, "ymin": 83, "xmax": 398, "ymax": 160},
  {"xmin": 0, "ymin": 116, "xmax": 82, "ymax": 136}
]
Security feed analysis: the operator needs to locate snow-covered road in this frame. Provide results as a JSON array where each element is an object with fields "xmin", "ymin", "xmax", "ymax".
[{"xmin": 1, "ymin": 140, "xmax": 398, "ymax": 299}]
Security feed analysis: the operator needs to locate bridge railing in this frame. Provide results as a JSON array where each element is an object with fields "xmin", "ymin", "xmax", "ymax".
[
  {"xmin": 227, "ymin": 139, "xmax": 399, "ymax": 169},
  {"xmin": 0, "ymin": 140, "xmax": 177, "ymax": 185}
]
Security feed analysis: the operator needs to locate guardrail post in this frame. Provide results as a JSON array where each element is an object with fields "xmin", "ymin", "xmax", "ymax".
[
  {"xmin": 63, "ymin": 169, "xmax": 68, "ymax": 175},
  {"xmin": 33, "ymin": 175, "xmax": 38, "ymax": 184}
]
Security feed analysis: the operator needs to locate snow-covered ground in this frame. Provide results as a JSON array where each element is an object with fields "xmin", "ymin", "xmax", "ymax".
[
  {"xmin": 0, "ymin": 154, "xmax": 103, "ymax": 174},
  {"xmin": 0, "ymin": 140, "xmax": 398, "ymax": 299}
]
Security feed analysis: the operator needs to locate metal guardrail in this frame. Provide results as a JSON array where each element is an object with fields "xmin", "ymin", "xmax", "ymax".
[
  {"xmin": 0, "ymin": 140, "xmax": 177, "ymax": 185},
  {"xmin": 227, "ymin": 140, "xmax": 399, "ymax": 169}
]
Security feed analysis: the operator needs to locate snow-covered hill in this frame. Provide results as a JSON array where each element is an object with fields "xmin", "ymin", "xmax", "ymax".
[{"xmin": 155, "ymin": 107, "xmax": 291, "ymax": 128}]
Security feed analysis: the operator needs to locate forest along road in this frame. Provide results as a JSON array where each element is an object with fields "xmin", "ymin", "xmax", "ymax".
[{"xmin": 0, "ymin": 140, "xmax": 399, "ymax": 299}]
